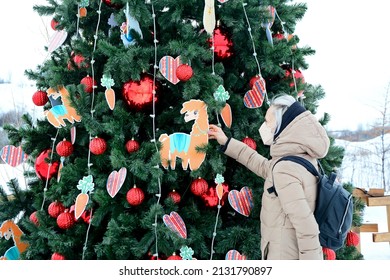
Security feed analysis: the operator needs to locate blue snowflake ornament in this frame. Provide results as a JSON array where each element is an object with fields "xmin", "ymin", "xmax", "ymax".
[{"xmin": 213, "ymin": 85, "xmax": 230, "ymax": 102}]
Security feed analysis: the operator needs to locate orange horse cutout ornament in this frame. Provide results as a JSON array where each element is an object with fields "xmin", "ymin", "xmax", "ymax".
[
  {"xmin": 0, "ymin": 220, "xmax": 28, "ymax": 260},
  {"xmin": 159, "ymin": 99, "xmax": 209, "ymax": 171},
  {"xmin": 45, "ymin": 86, "xmax": 82, "ymax": 128}
]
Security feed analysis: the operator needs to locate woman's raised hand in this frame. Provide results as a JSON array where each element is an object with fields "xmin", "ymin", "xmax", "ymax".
[{"xmin": 208, "ymin": 124, "xmax": 228, "ymax": 145}]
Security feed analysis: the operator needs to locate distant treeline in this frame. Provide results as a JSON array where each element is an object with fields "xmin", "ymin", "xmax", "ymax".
[{"xmin": 329, "ymin": 126, "xmax": 390, "ymax": 142}]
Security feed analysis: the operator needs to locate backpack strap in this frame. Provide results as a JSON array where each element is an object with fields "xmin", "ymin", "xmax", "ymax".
[{"xmin": 267, "ymin": 156, "xmax": 320, "ymax": 196}]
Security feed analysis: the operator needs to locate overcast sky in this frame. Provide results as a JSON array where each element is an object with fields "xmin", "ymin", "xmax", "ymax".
[{"xmin": 1, "ymin": 0, "xmax": 390, "ymax": 131}]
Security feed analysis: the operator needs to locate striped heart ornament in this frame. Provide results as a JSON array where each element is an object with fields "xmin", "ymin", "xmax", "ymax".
[
  {"xmin": 228, "ymin": 187, "xmax": 254, "ymax": 217},
  {"xmin": 106, "ymin": 167, "xmax": 127, "ymax": 198},
  {"xmin": 225, "ymin": 249, "xmax": 247, "ymax": 260},
  {"xmin": 163, "ymin": 211, "xmax": 187, "ymax": 239},
  {"xmin": 159, "ymin": 56, "xmax": 182, "ymax": 84},
  {"xmin": 243, "ymin": 76, "xmax": 267, "ymax": 108},
  {"xmin": 0, "ymin": 145, "xmax": 28, "ymax": 167}
]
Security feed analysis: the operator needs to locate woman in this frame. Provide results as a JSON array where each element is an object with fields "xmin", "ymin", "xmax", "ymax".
[{"xmin": 208, "ymin": 94, "xmax": 330, "ymax": 260}]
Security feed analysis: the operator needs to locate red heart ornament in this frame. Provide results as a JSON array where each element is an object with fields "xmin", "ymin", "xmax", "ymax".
[
  {"xmin": 159, "ymin": 56, "xmax": 182, "ymax": 84},
  {"xmin": 243, "ymin": 77, "xmax": 267, "ymax": 108},
  {"xmin": 1, "ymin": 145, "xmax": 28, "ymax": 167},
  {"xmin": 163, "ymin": 211, "xmax": 187, "ymax": 239},
  {"xmin": 225, "ymin": 249, "xmax": 247, "ymax": 260},
  {"xmin": 106, "ymin": 167, "xmax": 127, "ymax": 198},
  {"xmin": 228, "ymin": 187, "xmax": 254, "ymax": 217}
]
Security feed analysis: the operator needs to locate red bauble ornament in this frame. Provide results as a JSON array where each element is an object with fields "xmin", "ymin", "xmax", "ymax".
[
  {"xmin": 168, "ymin": 190, "xmax": 181, "ymax": 204},
  {"xmin": 208, "ymin": 26, "xmax": 234, "ymax": 61},
  {"xmin": 90, "ymin": 137, "xmax": 107, "ymax": 155},
  {"xmin": 167, "ymin": 253, "xmax": 182, "ymax": 260},
  {"xmin": 80, "ymin": 75, "xmax": 97, "ymax": 94},
  {"xmin": 122, "ymin": 73, "xmax": 160, "ymax": 111},
  {"xmin": 35, "ymin": 149, "xmax": 59, "ymax": 181},
  {"xmin": 56, "ymin": 139, "xmax": 74, "ymax": 157},
  {"xmin": 29, "ymin": 211, "xmax": 39, "ymax": 225},
  {"xmin": 190, "ymin": 177, "xmax": 208, "ymax": 196},
  {"xmin": 48, "ymin": 201, "xmax": 66, "ymax": 218},
  {"xmin": 32, "ymin": 90, "xmax": 49, "ymax": 106},
  {"xmin": 176, "ymin": 64, "xmax": 193, "ymax": 81},
  {"xmin": 80, "ymin": 209, "xmax": 92, "ymax": 224},
  {"xmin": 126, "ymin": 185, "xmax": 145, "ymax": 206},
  {"xmin": 51, "ymin": 252, "xmax": 66, "ymax": 260},
  {"xmin": 68, "ymin": 52, "xmax": 89, "ymax": 70},
  {"xmin": 242, "ymin": 136, "xmax": 257, "ymax": 150},
  {"xmin": 346, "ymin": 231, "xmax": 360, "ymax": 247},
  {"xmin": 50, "ymin": 19, "xmax": 59, "ymax": 30},
  {"xmin": 57, "ymin": 209, "xmax": 75, "ymax": 229},
  {"xmin": 249, "ymin": 75, "xmax": 261, "ymax": 88},
  {"xmin": 102, "ymin": 0, "xmax": 124, "ymax": 9},
  {"xmin": 125, "ymin": 138, "xmax": 140, "ymax": 153},
  {"xmin": 201, "ymin": 183, "xmax": 229, "ymax": 208},
  {"xmin": 322, "ymin": 247, "xmax": 336, "ymax": 260},
  {"xmin": 272, "ymin": 32, "xmax": 285, "ymax": 41}
]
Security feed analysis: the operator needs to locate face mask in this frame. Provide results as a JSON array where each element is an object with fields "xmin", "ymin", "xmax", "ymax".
[{"xmin": 259, "ymin": 122, "xmax": 274, "ymax": 146}]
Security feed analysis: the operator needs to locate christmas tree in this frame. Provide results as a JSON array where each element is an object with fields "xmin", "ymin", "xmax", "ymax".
[{"xmin": 0, "ymin": 0, "xmax": 363, "ymax": 260}]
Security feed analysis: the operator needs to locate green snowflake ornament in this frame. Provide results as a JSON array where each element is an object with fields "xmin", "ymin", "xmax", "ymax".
[
  {"xmin": 213, "ymin": 85, "xmax": 230, "ymax": 102},
  {"xmin": 180, "ymin": 246, "xmax": 194, "ymax": 260},
  {"xmin": 77, "ymin": 175, "xmax": 95, "ymax": 194},
  {"xmin": 101, "ymin": 75, "xmax": 115, "ymax": 89},
  {"xmin": 80, "ymin": 0, "xmax": 89, "ymax": 7},
  {"xmin": 214, "ymin": 174, "xmax": 225, "ymax": 184}
]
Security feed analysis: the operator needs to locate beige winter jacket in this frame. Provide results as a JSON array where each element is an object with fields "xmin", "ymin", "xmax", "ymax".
[{"xmin": 224, "ymin": 110, "xmax": 330, "ymax": 260}]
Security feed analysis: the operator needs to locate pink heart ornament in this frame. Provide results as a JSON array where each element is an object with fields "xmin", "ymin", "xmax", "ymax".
[
  {"xmin": 48, "ymin": 30, "xmax": 68, "ymax": 53},
  {"xmin": 0, "ymin": 145, "xmax": 28, "ymax": 167},
  {"xmin": 106, "ymin": 167, "xmax": 127, "ymax": 198},
  {"xmin": 225, "ymin": 249, "xmax": 247, "ymax": 260},
  {"xmin": 243, "ymin": 77, "xmax": 267, "ymax": 108},
  {"xmin": 159, "ymin": 56, "xmax": 182, "ymax": 84},
  {"xmin": 228, "ymin": 187, "xmax": 254, "ymax": 217},
  {"xmin": 163, "ymin": 211, "xmax": 187, "ymax": 239}
]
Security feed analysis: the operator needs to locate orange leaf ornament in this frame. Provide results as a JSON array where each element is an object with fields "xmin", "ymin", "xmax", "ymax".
[
  {"xmin": 75, "ymin": 175, "xmax": 94, "ymax": 220},
  {"xmin": 220, "ymin": 103, "xmax": 232, "ymax": 128},
  {"xmin": 101, "ymin": 75, "xmax": 116, "ymax": 110}
]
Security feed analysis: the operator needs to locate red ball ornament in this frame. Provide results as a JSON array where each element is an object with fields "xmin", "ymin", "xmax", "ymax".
[
  {"xmin": 68, "ymin": 52, "xmax": 89, "ymax": 70},
  {"xmin": 57, "ymin": 209, "xmax": 75, "ymax": 229},
  {"xmin": 190, "ymin": 177, "xmax": 208, "ymax": 196},
  {"xmin": 126, "ymin": 185, "xmax": 145, "ymax": 206},
  {"xmin": 125, "ymin": 138, "xmax": 140, "ymax": 153},
  {"xmin": 167, "ymin": 253, "xmax": 182, "ymax": 260},
  {"xmin": 80, "ymin": 75, "xmax": 97, "ymax": 94},
  {"xmin": 90, "ymin": 137, "xmax": 107, "ymax": 155},
  {"xmin": 168, "ymin": 190, "xmax": 181, "ymax": 204},
  {"xmin": 56, "ymin": 139, "xmax": 74, "ymax": 157},
  {"xmin": 122, "ymin": 73, "xmax": 160, "ymax": 111},
  {"xmin": 80, "ymin": 209, "xmax": 92, "ymax": 224},
  {"xmin": 29, "ymin": 211, "xmax": 39, "ymax": 225},
  {"xmin": 249, "ymin": 75, "xmax": 261, "ymax": 88},
  {"xmin": 102, "ymin": 0, "xmax": 124, "ymax": 9},
  {"xmin": 32, "ymin": 90, "xmax": 49, "ymax": 106},
  {"xmin": 51, "ymin": 252, "xmax": 66, "ymax": 260},
  {"xmin": 50, "ymin": 19, "xmax": 59, "ymax": 30},
  {"xmin": 35, "ymin": 149, "xmax": 59, "ymax": 181},
  {"xmin": 272, "ymin": 32, "xmax": 285, "ymax": 41},
  {"xmin": 242, "ymin": 136, "xmax": 257, "ymax": 150},
  {"xmin": 208, "ymin": 26, "xmax": 234, "ymax": 61},
  {"xmin": 322, "ymin": 247, "xmax": 336, "ymax": 260},
  {"xmin": 346, "ymin": 231, "xmax": 360, "ymax": 247},
  {"xmin": 48, "ymin": 201, "xmax": 66, "ymax": 218},
  {"xmin": 176, "ymin": 64, "xmax": 193, "ymax": 81}
]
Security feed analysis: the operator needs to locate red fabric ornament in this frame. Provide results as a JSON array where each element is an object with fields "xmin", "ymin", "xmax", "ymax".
[
  {"xmin": 190, "ymin": 177, "xmax": 208, "ymax": 196},
  {"xmin": 167, "ymin": 253, "xmax": 182, "ymax": 260},
  {"xmin": 322, "ymin": 247, "xmax": 336, "ymax": 260},
  {"xmin": 32, "ymin": 90, "xmax": 49, "ymax": 106},
  {"xmin": 51, "ymin": 252, "xmax": 66, "ymax": 260},
  {"xmin": 122, "ymin": 73, "xmax": 160, "ymax": 111},
  {"xmin": 176, "ymin": 64, "xmax": 193, "ymax": 81},
  {"xmin": 35, "ymin": 149, "xmax": 59, "ymax": 181},
  {"xmin": 80, "ymin": 209, "xmax": 92, "ymax": 224},
  {"xmin": 125, "ymin": 138, "xmax": 140, "ymax": 153},
  {"xmin": 29, "ymin": 211, "xmax": 39, "ymax": 225},
  {"xmin": 242, "ymin": 136, "xmax": 257, "ymax": 150},
  {"xmin": 57, "ymin": 209, "xmax": 75, "ymax": 229},
  {"xmin": 50, "ymin": 19, "xmax": 59, "ymax": 30},
  {"xmin": 48, "ymin": 201, "xmax": 66, "ymax": 218},
  {"xmin": 201, "ymin": 183, "xmax": 229, "ymax": 208},
  {"xmin": 56, "ymin": 139, "xmax": 74, "ymax": 157},
  {"xmin": 126, "ymin": 185, "xmax": 145, "ymax": 206},
  {"xmin": 168, "ymin": 190, "xmax": 181, "ymax": 204},
  {"xmin": 208, "ymin": 26, "xmax": 234, "ymax": 61},
  {"xmin": 102, "ymin": 0, "xmax": 124, "ymax": 9},
  {"xmin": 90, "ymin": 137, "xmax": 107, "ymax": 155},
  {"xmin": 80, "ymin": 75, "xmax": 97, "ymax": 94},
  {"xmin": 346, "ymin": 231, "xmax": 360, "ymax": 247}
]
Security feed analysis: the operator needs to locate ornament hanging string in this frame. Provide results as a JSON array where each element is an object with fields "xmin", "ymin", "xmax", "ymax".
[
  {"xmin": 149, "ymin": 0, "xmax": 162, "ymax": 259},
  {"xmin": 40, "ymin": 129, "xmax": 59, "ymax": 210},
  {"xmin": 210, "ymin": 174, "xmax": 225, "ymax": 260},
  {"xmin": 242, "ymin": 1, "xmax": 269, "ymax": 105}
]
